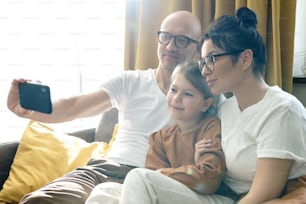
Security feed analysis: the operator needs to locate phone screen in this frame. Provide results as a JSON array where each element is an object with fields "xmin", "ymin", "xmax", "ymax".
[{"xmin": 18, "ymin": 82, "xmax": 52, "ymax": 114}]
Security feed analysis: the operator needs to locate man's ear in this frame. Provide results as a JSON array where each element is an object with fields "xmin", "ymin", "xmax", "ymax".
[
  {"xmin": 240, "ymin": 49, "xmax": 253, "ymax": 70},
  {"xmin": 192, "ymin": 49, "xmax": 201, "ymax": 61},
  {"xmin": 202, "ymin": 97, "xmax": 213, "ymax": 112}
]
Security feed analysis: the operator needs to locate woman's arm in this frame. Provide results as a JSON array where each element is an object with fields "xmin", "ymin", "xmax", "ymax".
[
  {"xmin": 194, "ymin": 138, "xmax": 212, "ymax": 163},
  {"xmin": 238, "ymin": 158, "xmax": 293, "ymax": 204}
]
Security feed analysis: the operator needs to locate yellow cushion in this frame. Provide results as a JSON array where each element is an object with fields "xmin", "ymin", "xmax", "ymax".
[{"xmin": 0, "ymin": 120, "xmax": 107, "ymax": 203}]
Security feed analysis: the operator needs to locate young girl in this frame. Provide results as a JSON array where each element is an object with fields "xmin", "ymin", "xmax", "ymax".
[{"xmin": 114, "ymin": 62, "xmax": 233, "ymax": 204}]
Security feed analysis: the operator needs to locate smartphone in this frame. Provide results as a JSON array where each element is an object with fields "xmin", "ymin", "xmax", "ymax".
[{"xmin": 18, "ymin": 82, "xmax": 52, "ymax": 114}]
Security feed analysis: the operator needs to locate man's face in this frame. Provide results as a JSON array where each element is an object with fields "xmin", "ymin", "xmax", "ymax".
[{"xmin": 157, "ymin": 18, "xmax": 199, "ymax": 72}]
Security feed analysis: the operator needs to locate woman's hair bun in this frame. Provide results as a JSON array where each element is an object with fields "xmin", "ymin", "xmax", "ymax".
[{"xmin": 236, "ymin": 7, "xmax": 258, "ymax": 29}]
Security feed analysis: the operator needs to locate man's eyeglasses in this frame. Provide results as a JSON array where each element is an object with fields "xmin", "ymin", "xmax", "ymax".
[
  {"xmin": 198, "ymin": 51, "xmax": 244, "ymax": 73},
  {"xmin": 157, "ymin": 31, "xmax": 197, "ymax": 49}
]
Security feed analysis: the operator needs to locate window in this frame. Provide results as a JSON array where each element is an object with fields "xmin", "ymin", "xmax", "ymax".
[
  {"xmin": 293, "ymin": 0, "xmax": 306, "ymax": 76},
  {"xmin": 0, "ymin": 0, "xmax": 125, "ymax": 140}
]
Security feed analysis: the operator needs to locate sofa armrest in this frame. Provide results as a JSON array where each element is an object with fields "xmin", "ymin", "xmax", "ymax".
[{"xmin": 0, "ymin": 141, "xmax": 19, "ymax": 190}]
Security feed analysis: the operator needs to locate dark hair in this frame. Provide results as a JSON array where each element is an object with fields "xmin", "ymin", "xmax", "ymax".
[
  {"xmin": 172, "ymin": 62, "xmax": 219, "ymax": 118},
  {"xmin": 199, "ymin": 7, "xmax": 267, "ymax": 77}
]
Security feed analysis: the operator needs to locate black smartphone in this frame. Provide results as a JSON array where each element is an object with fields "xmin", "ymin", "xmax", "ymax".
[{"xmin": 18, "ymin": 82, "xmax": 53, "ymax": 114}]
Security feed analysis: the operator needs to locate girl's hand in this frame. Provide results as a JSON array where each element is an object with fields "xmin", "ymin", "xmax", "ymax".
[{"xmin": 194, "ymin": 139, "xmax": 212, "ymax": 163}]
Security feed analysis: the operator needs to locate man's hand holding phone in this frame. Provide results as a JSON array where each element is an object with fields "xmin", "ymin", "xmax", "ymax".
[{"xmin": 12, "ymin": 80, "xmax": 53, "ymax": 114}]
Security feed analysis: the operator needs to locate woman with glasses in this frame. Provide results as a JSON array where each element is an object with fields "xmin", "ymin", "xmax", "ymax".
[
  {"xmin": 117, "ymin": 7, "xmax": 306, "ymax": 204},
  {"xmin": 198, "ymin": 7, "xmax": 306, "ymax": 204}
]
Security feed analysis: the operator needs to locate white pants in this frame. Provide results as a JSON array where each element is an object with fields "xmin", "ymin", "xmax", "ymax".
[
  {"xmin": 85, "ymin": 182, "xmax": 122, "ymax": 204},
  {"xmin": 119, "ymin": 168, "xmax": 234, "ymax": 204}
]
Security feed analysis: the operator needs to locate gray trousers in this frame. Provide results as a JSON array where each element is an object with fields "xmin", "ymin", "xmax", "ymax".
[{"xmin": 19, "ymin": 159, "xmax": 135, "ymax": 204}]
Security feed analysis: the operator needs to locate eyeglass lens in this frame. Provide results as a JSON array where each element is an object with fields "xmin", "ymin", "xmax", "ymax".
[
  {"xmin": 158, "ymin": 32, "xmax": 192, "ymax": 48},
  {"xmin": 198, "ymin": 51, "xmax": 244, "ymax": 73},
  {"xmin": 198, "ymin": 56, "xmax": 215, "ymax": 73}
]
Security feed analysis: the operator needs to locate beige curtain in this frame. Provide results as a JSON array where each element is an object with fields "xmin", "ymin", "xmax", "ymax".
[{"xmin": 124, "ymin": 0, "xmax": 296, "ymax": 92}]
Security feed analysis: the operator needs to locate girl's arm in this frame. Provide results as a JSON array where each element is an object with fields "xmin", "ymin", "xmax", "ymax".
[
  {"xmin": 160, "ymin": 147, "xmax": 225, "ymax": 194},
  {"xmin": 238, "ymin": 158, "xmax": 293, "ymax": 204},
  {"xmin": 145, "ymin": 130, "xmax": 171, "ymax": 170},
  {"xmin": 159, "ymin": 119, "xmax": 226, "ymax": 194}
]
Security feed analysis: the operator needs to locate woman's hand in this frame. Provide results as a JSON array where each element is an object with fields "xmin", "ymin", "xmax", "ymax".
[{"xmin": 194, "ymin": 138, "xmax": 212, "ymax": 163}]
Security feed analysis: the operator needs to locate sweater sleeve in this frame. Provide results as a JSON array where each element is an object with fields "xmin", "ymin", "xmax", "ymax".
[
  {"xmin": 160, "ymin": 119, "xmax": 226, "ymax": 194},
  {"xmin": 145, "ymin": 130, "xmax": 171, "ymax": 169}
]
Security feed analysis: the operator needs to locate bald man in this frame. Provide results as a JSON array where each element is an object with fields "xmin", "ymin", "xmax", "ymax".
[{"xmin": 8, "ymin": 10, "xmax": 201, "ymax": 204}]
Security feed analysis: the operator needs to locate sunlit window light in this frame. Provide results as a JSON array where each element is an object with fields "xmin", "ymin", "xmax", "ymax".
[{"xmin": 0, "ymin": 0, "xmax": 125, "ymax": 141}]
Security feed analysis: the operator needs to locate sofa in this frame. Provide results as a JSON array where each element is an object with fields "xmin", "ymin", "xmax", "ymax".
[{"xmin": 0, "ymin": 108, "xmax": 118, "ymax": 202}]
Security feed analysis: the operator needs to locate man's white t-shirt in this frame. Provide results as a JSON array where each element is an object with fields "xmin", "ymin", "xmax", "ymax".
[
  {"xmin": 219, "ymin": 86, "xmax": 306, "ymax": 194},
  {"xmin": 100, "ymin": 69, "xmax": 174, "ymax": 167}
]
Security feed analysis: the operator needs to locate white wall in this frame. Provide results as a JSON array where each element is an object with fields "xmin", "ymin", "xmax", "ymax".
[
  {"xmin": 0, "ymin": 0, "xmax": 125, "ymax": 141},
  {"xmin": 293, "ymin": 0, "xmax": 306, "ymax": 76}
]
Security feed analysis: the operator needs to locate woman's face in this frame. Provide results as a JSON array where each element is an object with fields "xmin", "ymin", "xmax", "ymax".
[{"xmin": 200, "ymin": 39, "xmax": 244, "ymax": 95}]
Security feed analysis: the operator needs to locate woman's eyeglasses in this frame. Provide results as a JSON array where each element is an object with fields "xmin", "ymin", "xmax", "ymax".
[
  {"xmin": 198, "ymin": 51, "xmax": 244, "ymax": 73},
  {"xmin": 157, "ymin": 31, "xmax": 197, "ymax": 49}
]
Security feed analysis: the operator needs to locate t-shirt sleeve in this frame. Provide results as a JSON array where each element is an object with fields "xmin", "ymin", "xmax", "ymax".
[
  {"xmin": 257, "ymin": 102, "xmax": 306, "ymax": 164},
  {"xmin": 99, "ymin": 71, "xmax": 132, "ymax": 108}
]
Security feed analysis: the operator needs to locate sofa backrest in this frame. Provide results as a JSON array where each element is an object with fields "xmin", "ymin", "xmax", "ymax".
[{"xmin": 94, "ymin": 108, "xmax": 118, "ymax": 143}]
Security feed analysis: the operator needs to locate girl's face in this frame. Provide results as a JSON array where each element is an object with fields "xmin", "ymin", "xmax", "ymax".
[
  {"xmin": 166, "ymin": 72, "xmax": 209, "ymax": 122},
  {"xmin": 200, "ymin": 39, "xmax": 245, "ymax": 95}
]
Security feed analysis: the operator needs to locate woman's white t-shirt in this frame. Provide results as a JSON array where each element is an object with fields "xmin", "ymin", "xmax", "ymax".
[{"xmin": 219, "ymin": 86, "xmax": 306, "ymax": 194}]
